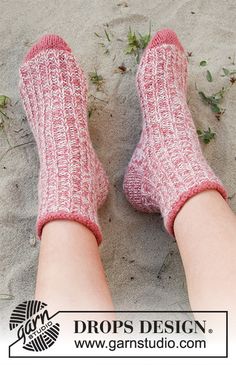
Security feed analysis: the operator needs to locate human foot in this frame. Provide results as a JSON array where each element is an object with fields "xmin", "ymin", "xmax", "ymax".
[
  {"xmin": 19, "ymin": 35, "xmax": 109, "ymax": 244},
  {"xmin": 123, "ymin": 29, "xmax": 227, "ymax": 235}
]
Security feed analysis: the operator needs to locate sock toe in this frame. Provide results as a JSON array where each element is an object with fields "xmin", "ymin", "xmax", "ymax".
[
  {"xmin": 147, "ymin": 28, "xmax": 185, "ymax": 52},
  {"xmin": 24, "ymin": 34, "xmax": 72, "ymax": 62}
]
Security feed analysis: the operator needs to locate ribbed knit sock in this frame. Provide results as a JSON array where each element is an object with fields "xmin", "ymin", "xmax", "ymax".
[
  {"xmin": 123, "ymin": 29, "xmax": 227, "ymax": 236},
  {"xmin": 19, "ymin": 34, "xmax": 109, "ymax": 244}
]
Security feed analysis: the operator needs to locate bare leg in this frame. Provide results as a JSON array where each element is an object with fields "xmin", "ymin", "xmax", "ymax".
[
  {"xmin": 35, "ymin": 221, "xmax": 114, "ymax": 312},
  {"xmin": 174, "ymin": 190, "xmax": 236, "ymax": 334}
]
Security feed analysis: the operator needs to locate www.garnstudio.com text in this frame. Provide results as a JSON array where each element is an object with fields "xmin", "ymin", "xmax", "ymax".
[{"xmin": 72, "ymin": 320, "xmax": 208, "ymax": 351}]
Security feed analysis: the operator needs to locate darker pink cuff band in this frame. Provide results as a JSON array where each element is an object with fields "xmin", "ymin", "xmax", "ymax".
[
  {"xmin": 165, "ymin": 181, "xmax": 228, "ymax": 237},
  {"xmin": 37, "ymin": 212, "xmax": 102, "ymax": 245}
]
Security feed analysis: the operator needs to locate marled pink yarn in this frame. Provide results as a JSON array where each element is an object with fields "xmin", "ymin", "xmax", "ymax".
[
  {"xmin": 123, "ymin": 29, "xmax": 227, "ymax": 236},
  {"xmin": 19, "ymin": 35, "xmax": 109, "ymax": 244}
]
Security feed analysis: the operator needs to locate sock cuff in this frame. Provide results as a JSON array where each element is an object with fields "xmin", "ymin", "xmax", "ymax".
[
  {"xmin": 165, "ymin": 180, "xmax": 228, "ymax": 236},
  {"xmin": 37, "ymin": 212, "xmax": 103, "ymax": 245}
]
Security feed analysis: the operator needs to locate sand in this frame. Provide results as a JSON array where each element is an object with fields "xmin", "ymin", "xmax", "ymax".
[{"xmin": 0, "ymin": 0, "xmax": 236, "ymax": 342}]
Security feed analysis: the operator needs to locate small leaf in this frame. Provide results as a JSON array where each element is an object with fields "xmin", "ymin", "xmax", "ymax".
[
  {"xmin": 138, "ymin": 33, "xmax": 151, "ymax": 49},
  {"xmin": 94, "ymin": 32, "xmax": 102, "ymax": 38},
  {"xmin": 0, "ymin": 109, "xmax": 9, "ymax": 119},
  {"xmin": 222, "ymin": 68, "xmax": 230, "ymax": 76},
  {"xmin": 104, "ymin": 28, "xmax": 111, "ymax": 42},
  {"xmin": 0, "ymin": 95, "xmax": 9, "ymax": 108},
  {"xmin": 104, "ymin": 48, "xmax": 110, "ymax": 55},
  {"xmin": 213, "ymin": 87, "xmax": 225, "ymax": 100},
  {"xmin": 125, "ymin": 45, "xmax": 134, "ymax": 54},
  {"xmin": 211, "ymin": 104, "xmax": 221, "ymax": 113},
  {"xmin": 209, "ymin": 96, "xmax": 220, "ymax": 104},
  {"xmin": 206, "ymin": 70, "xmax": 213, "ymax": 82},
  {"xmin": 197, "ymin": 127, "xmax": 216, "ymax": 144},
  {"xmin": 198, "ymin": 91, "xmax": 208, "ymax": 103},
  {"xmin": 200, "ymin": 60, "xmax": 207, "ymax": 66},
  {"xmin": 89, "ymin": 71, "xmax": 104, "ymax": 90}
]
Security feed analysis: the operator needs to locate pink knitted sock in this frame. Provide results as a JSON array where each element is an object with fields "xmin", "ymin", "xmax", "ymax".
[
  {"xmin": 123, "ymin": 29, "xmax": 227, "ymax": 236},
  {"xmin": 19, "ymin": 35, "xmax": 109, "ymax": 244}
]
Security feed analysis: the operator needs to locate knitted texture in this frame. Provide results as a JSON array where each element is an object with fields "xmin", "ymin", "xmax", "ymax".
[
  {"xmin": 123, "ymin": 29, "xmax": 227, "ymax": 236},
  {"xmin": 19, "ymin": 34, "xmax": 109, "ymax": 244}
]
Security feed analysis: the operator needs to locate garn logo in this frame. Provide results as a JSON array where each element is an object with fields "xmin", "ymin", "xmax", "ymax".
[{"xmin": 9, "ymin": 300, "xmax": 60, "ymax": 352}]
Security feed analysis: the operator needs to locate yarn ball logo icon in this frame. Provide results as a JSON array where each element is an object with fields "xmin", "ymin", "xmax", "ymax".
[{"xmin": 9, "ymin": 300, "xmax": 60, "ymax": 352}]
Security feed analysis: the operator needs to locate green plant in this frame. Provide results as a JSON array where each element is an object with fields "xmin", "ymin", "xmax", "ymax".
[
  {"xmin": 221, "ymin": 67, "xmax": 236, "ymax": 77},
  {"xmin": 104, "ymin": 28, "xmax": 111, "ymax": 42},
  {"xmin": 0, "ymin": 95, "xmax": 10, "ymax": 120},
  {"xmin": 200, "ymin": 60, "xmax": 207, "ymax": 66},
  {"xmin": 94, "ymin": 25, "xmax": 113, "ymax": 55},
  {"xmin": 198, "ymin": 62, "xmax": 236, "ymax": 120},
  {"xmin": 206, "ymin": 70, "xmax": 213, "ymax": 82},
  {"xmin": 125, "ymin": 23, "xmax": 151, "ymax": 62},
  {"xmin": 89, "ymin": 70, "xmax": 104, "ymax": 91},
  {"xmin": 198, "ymin": 88, "xmax": 225, "ymax": 114},
  {"xmin": 197, "ymin": 127, "xmax": 216, "ymax": 144}
]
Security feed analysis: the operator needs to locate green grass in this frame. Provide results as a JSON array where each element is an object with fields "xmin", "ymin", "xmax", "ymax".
[
  {"xmin": 89, "ymin": 71, "xmax": 104, "ymax": 91},
  {"xmin": 124, "ymin": 23, "xmax": 151, "ymax": 63},
  {"xmin": 0, "ymin": 95, "xmax": 10, "ymax": 121}
]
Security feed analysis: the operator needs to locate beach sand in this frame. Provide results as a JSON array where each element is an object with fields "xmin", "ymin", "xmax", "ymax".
[{"xmin": 0, "ymin": 0, "xmax": 236, "ymax": 335}]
